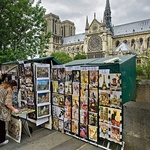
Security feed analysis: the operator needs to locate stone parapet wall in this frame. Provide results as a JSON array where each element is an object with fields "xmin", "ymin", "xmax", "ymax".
[
  {"xmin": 136, "ymin": 80, "xmax": 150, "ymax": 103},
  {"xmin": 123, "ymin": 101, "xmax": 150, "ymax": 150}
]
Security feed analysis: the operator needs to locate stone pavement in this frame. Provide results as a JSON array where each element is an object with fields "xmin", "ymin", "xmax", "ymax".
[{"xmin": 0, "ymin": 126, "xmax": 104, "ymax": 150}]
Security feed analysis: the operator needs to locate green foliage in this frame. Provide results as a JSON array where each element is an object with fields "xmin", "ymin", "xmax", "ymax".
[
  {"xmin": 0, "ymin": 0, "xmax": 50, "ymax": 63},
  {"xmin": 74, "ymin": 53, "xmax": 86, "ymax": 60},
  {"xmin": 136, "ymin": 65, "xmax": 144, "ymax": 77},
  {"xmin": 143, "ymin": 59, "xmax": 150, "ymax": 79},
  {"xmin": 50, "ymin": 52, "xmax": 72, "ymax": 64}
]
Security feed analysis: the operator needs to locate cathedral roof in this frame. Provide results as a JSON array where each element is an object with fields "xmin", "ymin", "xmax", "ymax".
[
  {"xmin": 63, "ymin": 33, "xmax": 85, "ymax": 45},
  {"xmin": 113, "ymin": 19, "xmax": 150, "ymax": 36}
]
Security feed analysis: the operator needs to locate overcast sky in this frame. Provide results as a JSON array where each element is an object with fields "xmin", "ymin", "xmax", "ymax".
[{"xmin": 38, "ymin": 0, "xmax": 150, "ymax": 34}]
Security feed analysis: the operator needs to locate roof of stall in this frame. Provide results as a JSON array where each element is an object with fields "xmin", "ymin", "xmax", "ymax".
[
  {"xmin": 2, "ymin": 56, "xmax": 61, "ymax": 65},
  {"xmin": 64, "ymin": 55, "xmax": 136, "ymax": 67}
]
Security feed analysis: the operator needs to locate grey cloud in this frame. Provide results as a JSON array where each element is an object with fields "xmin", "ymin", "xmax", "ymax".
[{"xmin": 38, "ymin": 0, "xmax": 150, "ymax": 33}]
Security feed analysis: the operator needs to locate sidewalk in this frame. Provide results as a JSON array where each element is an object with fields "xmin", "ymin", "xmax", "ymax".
[{"xmin": 1, "ymin": 126, "xmax": 103, "ymax": 150}]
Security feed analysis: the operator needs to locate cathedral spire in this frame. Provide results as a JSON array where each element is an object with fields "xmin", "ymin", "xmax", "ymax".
[
  {"xmin": 85, "ymin": 16, "xmax": 89, "ymax": 32},
  {"xmin": 104, "ymin": 0, "xmax": 112, "ymax": 31}
]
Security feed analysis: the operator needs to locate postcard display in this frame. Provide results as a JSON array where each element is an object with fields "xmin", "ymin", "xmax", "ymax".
[
  {"xmin": 19, "ymin": 63, "xmax": 51, "ymax": 124},
  {"xmin": 51, "ymin": 65, "xmax": 123, "ymax": 148}
]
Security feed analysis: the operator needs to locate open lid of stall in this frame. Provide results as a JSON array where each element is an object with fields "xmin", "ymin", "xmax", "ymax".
[
  {"xmin": 2, "ymin": 56, "xmax": 61, "ymax": 66},
  {"xmin": 24, "ymin": 56, "xmax": 61, "ymax": 65},
  {"xmin": 64, "ymin": 55, "xmax": 136, "ymax": 67}
]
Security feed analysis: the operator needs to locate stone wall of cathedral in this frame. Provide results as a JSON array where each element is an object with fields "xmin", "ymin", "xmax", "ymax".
[
  {"xmin": 45, "ymin": 13, "xmax": 76, "ymax": 55},
  {"xmin": 45, "ymin": 13, "xmax": 150, "ymax": 59},
  {"xmin": 113, "ymin": 33, "xmax": 150, "ymax": 55}
]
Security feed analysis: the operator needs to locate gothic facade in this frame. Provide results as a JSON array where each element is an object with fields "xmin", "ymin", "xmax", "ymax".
[{"xmin": 45, "ymin": 0, "xmax": 150, "ymax": 62}]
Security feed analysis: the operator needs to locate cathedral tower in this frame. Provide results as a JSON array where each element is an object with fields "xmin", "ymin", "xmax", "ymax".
[{"xmin": 104, "ymin": 0, "xmax": 113, "ymax": 32}]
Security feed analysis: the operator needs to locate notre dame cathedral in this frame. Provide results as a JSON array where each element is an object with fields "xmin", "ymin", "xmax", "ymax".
[{"xmin": 45, "ymin": 0, "xmax": 150, "ymax": 63}]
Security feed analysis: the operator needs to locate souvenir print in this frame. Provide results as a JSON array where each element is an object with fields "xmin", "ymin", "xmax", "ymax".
[
  {"xmin": 72, "ymin": 82, "xmax": 80, "ymax": 95},
  {"xmin": 80, "ymin": 96, "xmax": 88, "ymax": 111},
  {"xmin": 59, "ymin": 119, "xmax": 64, "ymax": 133},
  {"xmin": 52, "ymin": 68, "xmax": 58, "ymax": 80},
  {"xmin": 57, "ymin": 94, "xmax": 64, "ymax": 107},
  {"xmin": 110, "ymin": 125, "xmax": 122, "ymax": 144},
  {"xmin": 80, "ymin": 110, "xmax": 88, "ymax": 126},
  {"xmin": 52, "ymin": 93, "xmax": 59, "ymax": 105},
  {"xmin": 37, "ymin": 104, "xmax": 50, "ymax": 118},
  {"xmin": 26, "ymin": 92, "xmax": 34, "ymax": 105},
  {"xmin": 65, "ymin": 81, "xmax": 72, "ymax": 95},
  {"xmin": 81, "ymin": 70, "xmax": 88, "ymax": 84},
  {"xmin": 80, "ymin": 124, "xmax": 88, "ymax": 138},
  {"xmin": 99, "ymin": 73, "xmax": 110, "ymax": 90},
  {"xmin": 80, "ymin": 83, "xmax": 88, "ymax": 98},
  {"xmin": 72, "ymin": 70, "xmax": 80, "ymax": 82},
  {"xmin": 53, "ymin": 117, "xmax": 59, "ymax": 130},
  {"xmin": 64, "ymin": 106, "xmax": 71, "ymax": 120},
  {"xmin": 52, "ymin": 105, "xmax": 59, "ymax": 118},
  {"xmin": 37, "ymin": 79, "xmax": 49, "ymax": 91},
  {"xmin": 109, "ymin": 74, "xmax": 121, "ymax": 91},
  {"xmin": 58, "ymin": 68, "xmax": 65, "ymax": 82},
  {"xmin": 36, "ymin": 66, "xmax": 49, "ymax": 78},
  {"xmin": 89, "ymin": 112, "xmax": 97, "ymax": 126},
  {"xmin": 99, "ymin": 90, "xmax": 110, "ymax": 107},
  {"xmin": 64, "ymin": 118, "xmax": 71, "ymax": 131},
  {"xmin": 89, "ymin": 97, "xmax": 98, "ymax": 113},
  {"xmin": 72, "ymin": 107, "xmax": 79, "ymax": 120},
  {"xmin": 58, "ymin": 107, "xmax": 64, "ymax": 120},
  {"xmin": 7, "ymin": 117, "xmax": 22, "ymax": 143},
  {"xmin": 89, "ymin": 70, "xmax": 98, "ymax": 88},
  {"xmin": 58, "ymin": 82, "xmax": 64, "ymax": 94},
  {"xmin": 37, "ymin": 92, "xmax": 50, "ymax": 104},
  {"xmin": 72, "ymin": 95, "xmax": 79, "ymax": 109},
  {"xmin": 64, "ymin": 95, "xmax": 71, "ymax": 119},
  {"xmin": 24, "ymin": 63, "xmax": 32, "ymax": 76},
  {"xmin": 110, "ymin": 91, "xmax": 122, "ymax": 109},
  {"xmin": 65, "ymin": 70, "xmax": 72, "ymax": 81},
  {"xmin": 99, "ymin": 106, "xmax": 109, "ymax": 123},
  {"xmin": 99, "ymin": 122, "xmax": 109, "ymax": 139},
  {"xmin": 88, "ymin": 125, "xmax": 97, "ymax": 142},
  {"xmin": 89, "ymin": 85, "xmax": 98, "ymax": 100},
  {"xmin": 72, "ymin": 119, "xmax": 79, "ymax": 134},
  {"xmin": 52, "ymin": 81, "xmax": 58, "ymax": 93},
  {"xmin": 110, "ymin": 108, "xmax": 121, "ymax": 127}
]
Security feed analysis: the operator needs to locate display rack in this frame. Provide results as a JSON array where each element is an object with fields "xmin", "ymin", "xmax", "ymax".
[{"xmin": 51, "ymin": 65, "xmax": 124, "ymax": 149}]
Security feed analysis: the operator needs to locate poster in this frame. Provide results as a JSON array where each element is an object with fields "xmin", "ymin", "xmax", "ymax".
[
  {"xmin": 37, "ymin": 92, "xmax": 50, "ymax": 104},
  {"xmin": 99, "ymin": 106, "xmax": 109, "ymax": 123},
  {"xmin": 99, "ymin": 122, "xmax": 109, "ymax": 139},
  {"xmin": 37, "ymin": 104, "xmax": 50, "ymax": 118},
  {"xmin": 88, "ymin": 125, "xmax": 97, "ymax": 142},
  {"xmin": 37, "ymin": 79, "xmax": 49, "ymax": 91},
  {"xmin": 7, "ymin": 117, "xmax": 22, "ymax": 143},
  {"xmin": 109, "ymin": 74, "xmax": 122, "ymax": 91},
  {"xmin": 110, "ymin": 125, "xmax": 122, "ymax": 144},
  {"xmin": 72, "ymin": 119, "xmax": 79, "ymax": 134},
  {"xmin": 99, "ymin": 90, "xmax": 110, "ymax": 107}
]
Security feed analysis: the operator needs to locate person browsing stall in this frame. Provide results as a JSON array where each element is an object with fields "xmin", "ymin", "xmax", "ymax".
[{"xmin": 0, "ymin": 80, "xmax": 20, "ymax": 147}]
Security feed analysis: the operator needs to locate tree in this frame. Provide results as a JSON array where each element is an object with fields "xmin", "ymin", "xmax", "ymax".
[
  {"xmin": 0, "ymin": 0, "xmax": 50, "ymax": 64},
  {"xmin": 50, "ymin": 52, "xmax": 72, "ymax": 64},
  {"xmin": 74, "ymin": 53, "xmax": 86, "ymax": 60}
]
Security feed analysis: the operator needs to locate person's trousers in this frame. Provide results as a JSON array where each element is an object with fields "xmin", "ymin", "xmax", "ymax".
[{"xmin": 0, "ymin": 120, "xmax": 6, "ymax": 143}]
